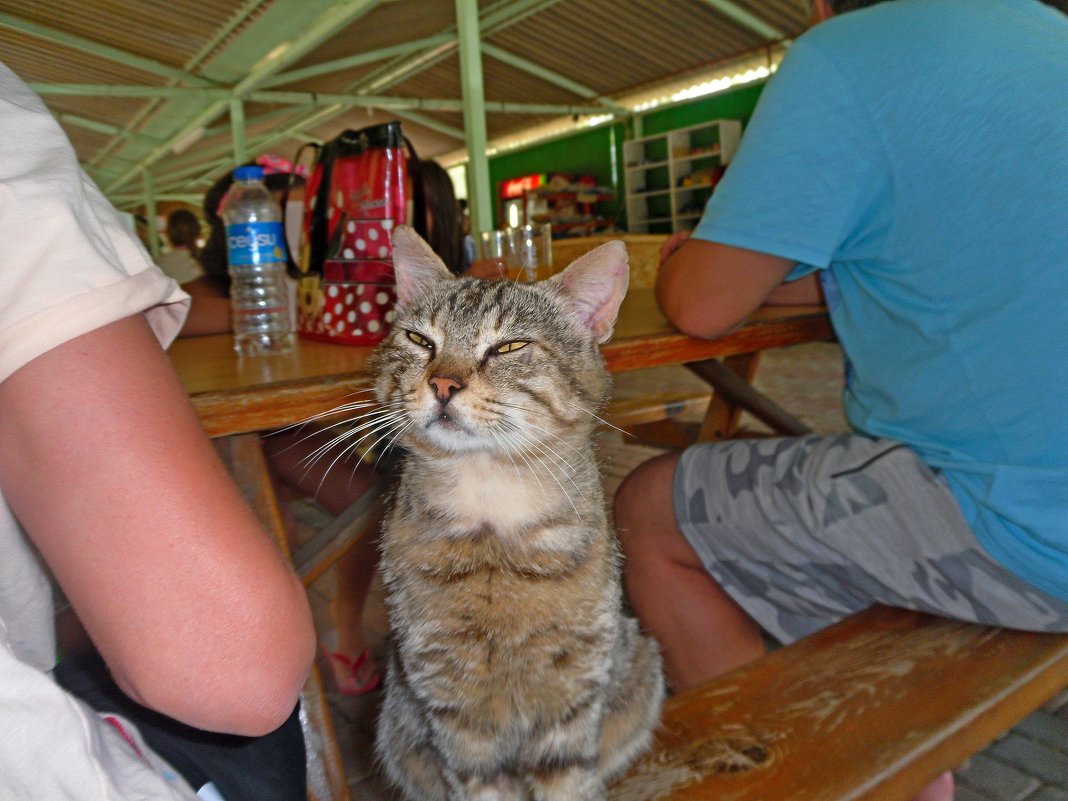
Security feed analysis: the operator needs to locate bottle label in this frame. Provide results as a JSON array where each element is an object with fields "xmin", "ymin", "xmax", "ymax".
[{"xmin": 226, "ymin": 221, "xmax": 287, "ymax": 266}]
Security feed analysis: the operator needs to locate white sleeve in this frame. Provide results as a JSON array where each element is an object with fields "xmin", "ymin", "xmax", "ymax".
[{"xmin": 0, "ymin": 61, "xmax": 189, "ymax": 383}]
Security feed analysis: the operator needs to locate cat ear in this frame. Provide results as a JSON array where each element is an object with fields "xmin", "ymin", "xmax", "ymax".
[
  {"xmin": 391, "ymin": 224, "xmax": 454, "ymax": 306},
  {"xmin": 549, "ymin": 240, "xmax": 630, "ymax": 343}
]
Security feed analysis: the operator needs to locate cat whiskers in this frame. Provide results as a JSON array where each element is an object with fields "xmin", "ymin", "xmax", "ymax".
[
  {"xmin": 268, "ymin": 387, "xmax": 382, "ymax": 436},
  {"xmin": 493, "ymin": 422, "xmax": 575, "ymax": 520},
  {"xmin": 486, "ymin": 426, "xmax": 543, "ymax": 493},
  {"xmin": 297, "ymin": 403, "xmax": 410, "ymax": 494},
  {"xmin": 491, "ymin": 400, "xmax": 599, "ymax": 473},
  {"xmin": 497, "ymin": 418, "xmax": 586, "ymax": 522},
  {"xmin": 562, "ymin": 400, "xmax": 633, "ymax": 438}
]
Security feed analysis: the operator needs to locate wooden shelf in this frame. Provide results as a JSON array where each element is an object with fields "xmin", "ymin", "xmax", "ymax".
[{"xmin": 624, "ymin": 119, "xmax": 741, "ymax": 234}]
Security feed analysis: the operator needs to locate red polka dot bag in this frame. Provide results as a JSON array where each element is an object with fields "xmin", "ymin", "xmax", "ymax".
[{"xmin": 290, "ymin": 122, "xmax": 426, "ymax": 345}]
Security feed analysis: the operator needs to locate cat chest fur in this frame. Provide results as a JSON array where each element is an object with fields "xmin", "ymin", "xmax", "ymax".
[{"xmin": 382, "ymin": 511, "xmax": 622, "ymax": 726}]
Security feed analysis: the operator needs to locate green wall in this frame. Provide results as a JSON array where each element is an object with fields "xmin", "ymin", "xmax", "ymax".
[{"xmin": 487, "ymin": 81, "xmax": 767, "ymax": 229}]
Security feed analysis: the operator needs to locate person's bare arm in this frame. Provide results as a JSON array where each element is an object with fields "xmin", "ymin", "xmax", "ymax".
[
  {"xmin": 656, "ymin": 236, "xmax": 805, "ymax": 338},
  {"xmin": 764, "ymin": 272, "xmax": 822, "ymax": 305},
  {"xmin": 177, "ymin": 277, "xmax": 232, "ymax": 337},
  {"xmin": 0, "ymin": 315, "xmax": 314, "ymax": 736}
]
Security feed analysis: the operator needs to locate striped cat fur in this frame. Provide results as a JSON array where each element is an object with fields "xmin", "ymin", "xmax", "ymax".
[{"xmin": 370, "ymin": 226, "xmax": 664, "ymax": 801}]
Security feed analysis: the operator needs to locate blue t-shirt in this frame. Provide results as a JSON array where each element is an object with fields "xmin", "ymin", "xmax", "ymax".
[{"xmin": 692, "ymin": 0, "xmax": 1068, "ymax": 601}]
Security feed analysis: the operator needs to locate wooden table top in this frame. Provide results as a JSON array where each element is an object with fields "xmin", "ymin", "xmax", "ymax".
[{"xmin": 170, "ymin": 288, "xmax": 831, "ymax": 438}]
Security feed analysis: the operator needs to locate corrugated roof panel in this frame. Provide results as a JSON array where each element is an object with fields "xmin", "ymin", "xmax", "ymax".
[
  {"xmin": 297, "ymin": 0, "xmax": 459, "ymax": 66},
  {"xmin": 4, "ymin": 0, "xmax": 799, "ymax": 203},
  {"xmin": 3, "ymin": 0, "xmax": 249, "ymax": 72},
  {"xmin": 727, "ymin": 0, "xmax": 811, "ymax": 36}
]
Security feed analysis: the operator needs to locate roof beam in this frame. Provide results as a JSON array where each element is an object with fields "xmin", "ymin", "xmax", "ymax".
[
  {"xmin": 33, "ymin": 84, "xmax": 230, "ymax": 99},
  {"xmin": 56, "ymin": 113, "xmax": 164, "ymax": 146},
  {"xmin": 259, "ymin": 33, "xmax": 455, "ymax": 88},
  {"xmin": 392, "ymin": 111, "xmax": 466, "ymax": 141},
  {"xmin": 354, "ymin": 0, "xmax": 565, "ymax": 95},
  {"xmin": 124, "ymin": 0, "xmax": 568, "ymax": 199},
  {"xmin": 0, "ymin": 13, "xmax": 216, "ymax": 87},
  {"xmin": 225, "ymin": 0, "xmax": 569, "ymax": 171},
  {"xmin": 111, "ymin": 193, "xmax": 204, "ymax": 205},
  {"xmin": 202, "ymin": 105, "xmax": 316, "ymax": 138},
  {"xmin": 33, "ymin": 83, "xmax": 607, "ymax": 115},
  {"xmin": 230, "ymin": 0, "xmax": 387, "ymax": 96},
  {"xmin": 694, "ymin": 0, "xmax": 785, "ymax": 40},
  {"xmin": 104, "ymin": 0, "xmax": 386, "ymax": 193},
  {"xmin": 456, "ymin": 0, "xmax": 491, "ymax": 234},
  {"xmin": 480, "ymin": 43, "xmax": 628, "ymax": 114},
  {"xmin": 87, "ymin": 0, "xmax": 271, "ymax": 169},
  {"xmin": 247, "ymin": 90, "xmax": 606, "ymax": 115}
]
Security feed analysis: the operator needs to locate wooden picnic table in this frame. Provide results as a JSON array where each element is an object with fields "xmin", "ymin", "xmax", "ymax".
[{"xmin": 171, "ymin": 288, "xmax": 833, "ymax": 439}]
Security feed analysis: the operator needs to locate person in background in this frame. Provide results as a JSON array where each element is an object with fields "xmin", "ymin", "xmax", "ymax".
[
  {"xmin": 156, "ymin": 208, "xmax": 204, "ymax": 286},
  {"xmin": 458, "ymin": 197, "xmax": 477, "ymax": 271},
  {"xmin": 613, "ymin": 2, "xmax": 1068, "ymax": 801},
  {"xmin": 421, "ymin": 159, "xmax": 466, "ymax": 275},
  {"xmin": 0, "ymin": 61, "xmax": 314, "ymax": 801}
]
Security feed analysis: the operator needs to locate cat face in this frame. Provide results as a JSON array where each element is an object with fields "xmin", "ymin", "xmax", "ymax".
[{"xmin": 371, "ymin": 226, "xmax": 629, "ymax": 457}]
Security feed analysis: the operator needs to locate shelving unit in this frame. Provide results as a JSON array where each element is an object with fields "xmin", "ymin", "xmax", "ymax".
[
  {"xmin": 523, "ymin": 186, "xmax": 616, "ymax": 238},
  {"xmin": 623, "ymin": 119, "xmax": 742, "ymax": 233}
]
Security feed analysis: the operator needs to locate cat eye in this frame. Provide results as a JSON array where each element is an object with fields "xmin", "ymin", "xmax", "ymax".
[
  {"xmin": 406, "ymin": 330, "xmax": 434, "ymax": 350},
  {"xmin": 494, "ymin": 340, "xmax": 529, "ymax": 354}
]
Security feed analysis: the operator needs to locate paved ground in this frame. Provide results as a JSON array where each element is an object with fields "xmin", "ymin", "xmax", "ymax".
[
  {"xmin": 292, "ymin": 343, "xmax": 1068, "ymax": 800},
  {"xmin": 956, "ymin": 690, "xmax": 1068, "ymax": 801}
]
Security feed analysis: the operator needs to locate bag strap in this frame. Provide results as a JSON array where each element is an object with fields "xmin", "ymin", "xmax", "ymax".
[
  {"xmin": 305, "ymin": 136, "xmax": 343, "ymax": 279},
  {"xmin": 404, "ymin": 135, "xmax": 429, "ymax": 240},
  {"xmin": 304, "ymin": 122, "xmax": 429, "ymax": 278},
  {"xmin": 282, "ymin": 141, "xmax": 320, "ymax": 278}
]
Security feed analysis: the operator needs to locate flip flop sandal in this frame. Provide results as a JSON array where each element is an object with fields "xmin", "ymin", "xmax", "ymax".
[{"xmin": 320, "ymin": 631, "xmax": 382, "ymax": 696}]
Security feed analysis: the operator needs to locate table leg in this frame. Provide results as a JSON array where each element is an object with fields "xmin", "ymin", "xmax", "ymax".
[
  {"xmin": 214, "ymin": 433, "xmax": 352, "ymax": 801},
  {"xmin": 688, "ymin": 354, "xmax": 812, "ymax": 442}
]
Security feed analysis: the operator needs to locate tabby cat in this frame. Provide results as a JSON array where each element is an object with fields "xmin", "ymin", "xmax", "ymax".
[{"xmin": 369, "ymin": 226, "xmax": 664, "ymax": 801}]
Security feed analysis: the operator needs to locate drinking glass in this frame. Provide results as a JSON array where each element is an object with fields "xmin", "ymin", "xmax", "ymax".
[
  {"xmin": 506, "ymin": 223, "xmax": 552, "ymax": 282},
  {"xmin": 478, "ymin": 229, "xmax": 514, "ymax": 278}
]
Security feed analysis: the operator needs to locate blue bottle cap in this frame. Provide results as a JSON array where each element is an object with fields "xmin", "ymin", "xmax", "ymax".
[{"xmin": 233, "ymin": 165, "xmax": 265, "ymax": 181}]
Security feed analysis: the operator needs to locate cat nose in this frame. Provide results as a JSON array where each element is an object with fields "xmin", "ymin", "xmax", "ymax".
[{"xmin": 429, "ymin": 375, "xmax": 464, "ymax": 404}]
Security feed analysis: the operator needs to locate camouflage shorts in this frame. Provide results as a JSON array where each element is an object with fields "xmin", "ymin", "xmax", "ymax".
[{"xmin": 674, "ymin": 434, "xmax": 1068, "ymax": 645}]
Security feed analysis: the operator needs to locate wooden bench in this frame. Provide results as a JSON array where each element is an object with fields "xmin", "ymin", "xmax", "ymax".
[
  {"xmin": 606, "ymin": 355, "xmax": 816, "ymax": 449},
  {"xmin": 609, "ymin": 605, "xmax": 1068, "ymax": 801}
]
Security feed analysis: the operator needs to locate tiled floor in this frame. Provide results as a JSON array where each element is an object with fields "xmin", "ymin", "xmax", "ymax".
[{"xmin": 291, "ymin": 342, "xmax": 1068, "ymax": 801}]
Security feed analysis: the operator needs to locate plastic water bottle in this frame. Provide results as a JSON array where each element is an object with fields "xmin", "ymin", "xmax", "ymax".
[{"xmin": 221, "ymin": 165, "xmax": 295, "ymax": 356}]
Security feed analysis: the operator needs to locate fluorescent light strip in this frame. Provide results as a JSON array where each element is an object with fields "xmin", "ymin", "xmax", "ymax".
[{"xmin": 440, "ymin": 47, "xmax": 785, "ymax": 167}]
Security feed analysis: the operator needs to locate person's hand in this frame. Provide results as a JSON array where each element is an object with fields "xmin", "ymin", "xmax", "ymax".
[{"xmin": 659, "ymin": 230, "xmax": 692, "ymax": 265}]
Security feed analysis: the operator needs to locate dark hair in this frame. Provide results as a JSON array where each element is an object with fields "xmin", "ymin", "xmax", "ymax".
[
  {"xmin": 165, "ymin": 208, "xmax": 201, "ymax": 259},
  {"xmin": 198, "ymin": 165, "xmax": 305, "ymax": 293},
  {"xmin": 421, "ymin": 160, "xmax": 465, "ymax": 275}
]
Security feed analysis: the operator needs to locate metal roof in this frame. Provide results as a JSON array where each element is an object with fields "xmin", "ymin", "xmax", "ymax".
[{"xmin": 2, "ymin": 0, "xmax": 809, "ymax": 208}]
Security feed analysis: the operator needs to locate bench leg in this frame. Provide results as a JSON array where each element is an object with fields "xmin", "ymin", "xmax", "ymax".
[
  {"xmin": 689, "ymin": 354, "xmax": 811, "ymax": 441},
  {"xmin": 215, "ymin": 433, "xmax": 352, "ymax": 801}
]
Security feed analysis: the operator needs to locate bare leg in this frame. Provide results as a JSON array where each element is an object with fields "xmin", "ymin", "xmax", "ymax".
[
  {"xmin": 614, "ymin": 451, "xmax": 764, "ymax": 692},
  {"xmin": 263, "ymin": 426, "xmax": 382, "ymax": 688},
  {"xmin": 914, "ymin": 772, "xmax": 954, "ymax": 801},
  {"xmin": 329, "ymin": 533, "xmax": 380, "ymax": 673},
  {"xmin": 262, "ymin": 427, "xmax": 379, "ymax": 517}
]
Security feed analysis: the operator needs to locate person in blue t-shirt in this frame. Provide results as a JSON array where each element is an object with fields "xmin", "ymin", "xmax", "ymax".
[{"xmin": 615, "ymin": 2, "xmax": 1068, "ymax": 799}]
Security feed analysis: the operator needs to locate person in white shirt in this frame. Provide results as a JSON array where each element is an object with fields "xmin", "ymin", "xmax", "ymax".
[{"xmin": 0, "ymin": 61, "xmax": 315, "ymax": 800}]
